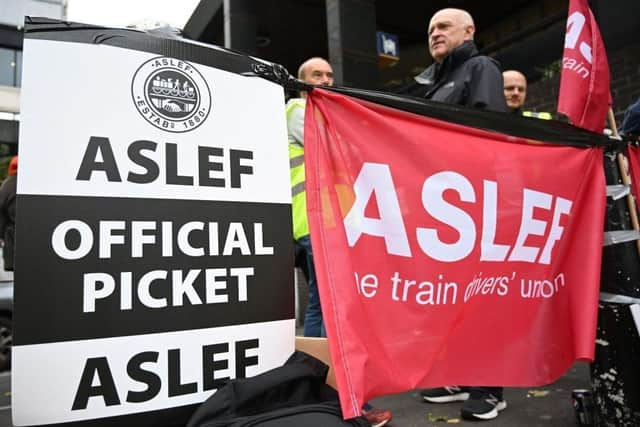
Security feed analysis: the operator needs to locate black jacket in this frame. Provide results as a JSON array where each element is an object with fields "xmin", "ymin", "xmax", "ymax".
[{"xmin": 400, "ymin": 41, "xmax": 507, "ymax": 112}]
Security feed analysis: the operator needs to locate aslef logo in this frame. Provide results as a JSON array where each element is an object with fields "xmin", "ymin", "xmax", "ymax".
[{"xmin": 132, "ymin": 57, "xmax": 212, "ymax": 132}]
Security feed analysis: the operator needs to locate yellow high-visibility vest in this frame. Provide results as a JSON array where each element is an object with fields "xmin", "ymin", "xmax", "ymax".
[
  {"xmin": 289, "ymin": 142, "xmax": 308, "ymax": 240},
  {"xmin": 286, "ymin": 99, "xmax": 309, "ymax": 240},
  {"xmin": 523, "ymin": 111, "xmax": 552, "ymax": 120}
]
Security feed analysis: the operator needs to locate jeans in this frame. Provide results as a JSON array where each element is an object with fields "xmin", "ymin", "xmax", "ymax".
[{"xmin": 296, "ymin": 235, "xmax": 325, "ymax": 337}]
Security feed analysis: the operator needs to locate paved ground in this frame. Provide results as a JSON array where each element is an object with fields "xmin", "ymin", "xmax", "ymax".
[
  {"xmin": 371, "ymin": 362, "xmax": 590, "ymax": 426},
  {"xmin": 0, "ymin": 310, "xmax": 589, "ymax": 426},
  {"xmin": 0, "ymin": 363, "xmax": 589, "ymax": 426}
]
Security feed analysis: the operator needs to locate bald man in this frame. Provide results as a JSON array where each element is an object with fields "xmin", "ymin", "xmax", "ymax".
[
  {"xmin": 503, "ymin": 70, "xmax": 553, "ymax": 119},
  {"xmin": 286, "ymin": 58, "xmax": 393, "ymax": 427},
  {"xmin": 298, "ymin": 57, "xmax": 334, "ymax": 88},
  {"xmin": 286, "ymin": 57, "xmax": 334, "ymax": 339},
  {"xmin": 503, "ymin": 70, "xmax": 527, "ymax": 113},
  {"xmin": 286, "ymin": 58, "xmax": 333, "ymax": 147},
  {"xmin": 416, "ymin": 8, "xmax": 508, "ymax": 422},
  {"xmin": 401, "ymin": 8, "xmax": 506, "ymax": 112}
]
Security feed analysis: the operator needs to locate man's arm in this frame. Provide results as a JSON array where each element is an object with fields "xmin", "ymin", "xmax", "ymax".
[
  {"xmin": 286, "ymin": 99, "xmax": 306, "ymax": 145},
  {"xmin": 467, "ymin": 58, "xmax": 508, "ymax": 112}
]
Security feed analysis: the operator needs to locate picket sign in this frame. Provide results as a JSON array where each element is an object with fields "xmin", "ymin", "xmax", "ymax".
[{"xmin": 13, "ymin": 21, "xmax": 294, "ymax": 427}]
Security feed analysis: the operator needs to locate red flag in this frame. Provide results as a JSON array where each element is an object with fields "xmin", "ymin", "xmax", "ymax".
[
  {"xmin": 305, "ymin": 88, "xmax": 606, "ymax": 419},
  {"xmin": 627, "ymin": 146, "xmax": 640, "ymax": 202},
  {"xmin": 558, "ymin": 0, "xmax": 611, "ymax": 133}
]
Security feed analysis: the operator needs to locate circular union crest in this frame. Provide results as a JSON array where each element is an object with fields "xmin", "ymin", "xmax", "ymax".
[{"xmin": 131, "ymin": 56, "xmax": 211, "ymax": 133}]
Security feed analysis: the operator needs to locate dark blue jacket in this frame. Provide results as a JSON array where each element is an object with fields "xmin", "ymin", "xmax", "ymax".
[{"xmin": 621, "ymin": 98, "xmax": 640, "ymax": 136}]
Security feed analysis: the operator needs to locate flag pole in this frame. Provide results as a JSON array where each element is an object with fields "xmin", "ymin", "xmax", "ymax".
[{"xmin": 608, "ymin": 108, "xmax": 640, "ymax": 254}]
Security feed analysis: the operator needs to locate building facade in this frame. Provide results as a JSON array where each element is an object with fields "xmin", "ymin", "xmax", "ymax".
[
  {"xmin": 184, "ymin": 0, "xmax": 640, "ymax": 124},
  {"xmin": 0, "ymin": 0, "xmax": 66, "ymax": 159}
]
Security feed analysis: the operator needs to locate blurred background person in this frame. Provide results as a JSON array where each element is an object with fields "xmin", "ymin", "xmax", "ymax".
[
  {"xmin": 503, "ymin": 70, "xmax": 552, "ymax": 119},
  {"xmin": 502, "ymin": 70, "xmax": 527, "ymax": 113},
  {"xmin": 0, "ymin": 156, "xmax": 18, "ymax": 271}
]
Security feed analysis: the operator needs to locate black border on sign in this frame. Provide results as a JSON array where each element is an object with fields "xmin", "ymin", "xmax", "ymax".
[
  {"xmin": 32, "ymin": 403, "xmax": 198, "ymax": 427},
  {"xmin": 23, "ymin": 17, "xmax": 262, "ymax": 78}
]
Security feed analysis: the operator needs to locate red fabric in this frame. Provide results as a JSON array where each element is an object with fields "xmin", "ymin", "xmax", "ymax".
[
  {"xmin": 8, "ymin": 156, "xmax": 17, "ymax": 176},
  {"xmin": 557, "ymin": 0, "xmax": 611, "ymax": 133},
  {"xmin": 628, "ymin": 147, "xmax": 640, "ymax": 200},
  {"xmin": 304, "ymin": 88, "xmax": 606, "ymax": 419}
]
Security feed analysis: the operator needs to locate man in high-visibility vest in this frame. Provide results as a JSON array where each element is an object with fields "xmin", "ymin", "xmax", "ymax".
[
  {"xmin": 286, "ymin": 57, "xmax": 334, "ymax": 338},
  {"xmin": 503, "ymin": 70, "xmax": 552, "ymax": 119},
  {"xmin": 288, "ymin": 58, "xmax": 394, "ymax": 427}
]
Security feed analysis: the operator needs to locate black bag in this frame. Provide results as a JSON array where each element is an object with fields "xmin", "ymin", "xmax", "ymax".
[{"xmin": 187, "ymin": 351, "xmax": 369, "ymax": 427}]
